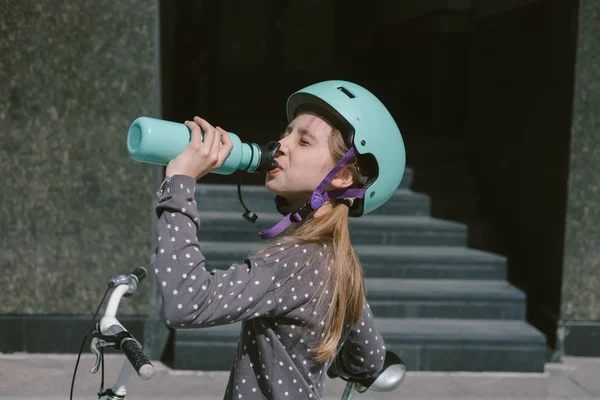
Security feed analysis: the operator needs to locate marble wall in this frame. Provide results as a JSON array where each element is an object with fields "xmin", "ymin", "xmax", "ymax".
[
  {"xmin": 561, "ymin": 0, "xmax": 600, "ymax": 321},
  {"xmin": 0, "ymin": 1, "xmax": 159, "ymax": 315}
]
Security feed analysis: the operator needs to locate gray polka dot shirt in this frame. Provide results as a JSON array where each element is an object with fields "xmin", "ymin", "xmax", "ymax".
[{"xmin": 152, "ymin": 175, "xmax": 386, "ymax": 399}]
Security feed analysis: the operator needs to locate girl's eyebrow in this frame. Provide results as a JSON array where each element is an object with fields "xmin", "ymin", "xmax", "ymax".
[{"xmin": 285, "ymin": 124, "xmax": 318, "ymax": 141}]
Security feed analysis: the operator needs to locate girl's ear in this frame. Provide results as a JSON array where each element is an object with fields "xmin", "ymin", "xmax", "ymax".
[{"xmin": 330, "ymin": 168, "xmax": 354, "ymax": 190}]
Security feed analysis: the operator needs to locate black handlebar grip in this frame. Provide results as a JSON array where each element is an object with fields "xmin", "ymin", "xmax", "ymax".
[
  {"xmin": 131, "ymin": 266, "xmax": 147, "ymax": 283},
  {"xmin": 121, "ymin": 338, "xmax": 154, "ymax": 380}
]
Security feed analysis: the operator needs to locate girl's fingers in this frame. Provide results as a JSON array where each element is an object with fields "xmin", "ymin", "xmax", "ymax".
[
  {"xmin": 184, "ymin": 120, "xmax": 202, "ymax": 148},
  {"xmin": 216, "ymin": 127, "xmax": 233, "ymax": 163},
  {"xmin": 193, "ymin": 116, "xmax": 214, "ymax": 145},
  {"xmin": 210, "ymin": 125, "xmax": 222, "ymax": 158}
]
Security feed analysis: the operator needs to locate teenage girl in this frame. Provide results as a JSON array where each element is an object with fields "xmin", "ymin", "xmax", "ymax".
[{"xmin": 152, "ymin": 80, "xmax": 406, "ymax": 400}]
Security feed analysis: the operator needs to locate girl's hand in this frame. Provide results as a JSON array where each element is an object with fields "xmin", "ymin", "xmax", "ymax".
[{"xmin": 166, "ymin": 116, "xmax": 233, "ymax": 180}]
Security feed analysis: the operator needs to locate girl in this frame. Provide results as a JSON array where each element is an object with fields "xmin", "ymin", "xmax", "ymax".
[{"xmin": 152, "ymin": 80, "xmax": 406, "ymax": 399}]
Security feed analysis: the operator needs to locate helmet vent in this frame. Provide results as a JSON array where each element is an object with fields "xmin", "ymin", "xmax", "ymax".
[{"xmin": 337, "ymin": 86, "xmax": 355, "ymax": 99}]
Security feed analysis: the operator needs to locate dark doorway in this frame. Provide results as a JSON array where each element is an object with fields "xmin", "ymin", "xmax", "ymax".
[{"xmin": 157, "ymin": 0, "xmax": 577, "ymax": 354}]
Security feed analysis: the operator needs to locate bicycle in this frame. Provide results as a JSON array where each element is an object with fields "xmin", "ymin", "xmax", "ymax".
[{"xmin": 70, "ymin": 267, "xmax": 406, "ymax": 399}]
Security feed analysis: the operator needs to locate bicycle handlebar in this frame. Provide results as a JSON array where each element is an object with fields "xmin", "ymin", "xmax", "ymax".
[
  {"xmin": 121, "ymin": 337, "xmax": 154, "ymax": 380},
  {"xmin": 92, "ymin": 266, "xmax": 155, "ymax": 394}
]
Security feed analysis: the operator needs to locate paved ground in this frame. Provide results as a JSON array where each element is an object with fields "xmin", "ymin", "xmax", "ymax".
[{"xmin": 1, "ymin": 354, "xmax": 599, "ymax": 399}]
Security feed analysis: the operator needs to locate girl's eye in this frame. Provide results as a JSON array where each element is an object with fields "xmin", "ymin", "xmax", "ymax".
[{"xmin": 299, "ymin": 139, "xmax": 310, "ymax": 146}]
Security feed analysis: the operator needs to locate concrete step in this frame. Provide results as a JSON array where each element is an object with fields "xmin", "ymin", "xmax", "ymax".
[
  {"xmin": 378, "ymin": 318, "xmax": 547, "ymax": 372},
  {"xmin": 194, "ymin": 185, "xmax": 430, "ymax": 216},
  {"xmin": 200, "ymin": 242, "xmax": 507, "ymax": 280},
  {"xmin": 172, "ymin": 318, "xmax": 547, "ymax": 372},
  {"xmin": 366, "ymin": 279, "xmax": 525, "ymax": 320},
  {"xmin": 195, "ymin": 213, "xmax": 467, "ymax": 246},
  {"xmin": 357, "ymin": 245, "xmax": 506, "ymax": 280}
]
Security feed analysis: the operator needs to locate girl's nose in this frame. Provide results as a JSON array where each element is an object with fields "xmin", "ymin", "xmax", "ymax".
[{"xmin": 277, "ymin": 137, "xmax": 289, "ymax": 156}]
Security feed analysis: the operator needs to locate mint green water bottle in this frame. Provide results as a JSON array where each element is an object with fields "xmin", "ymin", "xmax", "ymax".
[{"xmin": 127, "ymin": 117, "xmax": 279, "ymax": 175}]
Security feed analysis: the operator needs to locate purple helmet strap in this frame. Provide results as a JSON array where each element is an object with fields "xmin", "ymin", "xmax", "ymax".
[{"xmin": 258, "ymin": 147, "xmax": 365, "ymax": 240}]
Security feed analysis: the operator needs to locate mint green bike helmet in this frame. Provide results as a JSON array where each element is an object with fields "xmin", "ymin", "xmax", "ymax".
[
  {"xmin": 287, "ymin": 80, "xmax": 406, "ymax": 216},
  {"xmin": 259, "ymin": 80, "xmax": 406, "ymax": 239}
]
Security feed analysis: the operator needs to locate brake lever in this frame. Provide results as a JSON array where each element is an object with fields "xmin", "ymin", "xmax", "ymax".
[{"xmin": 90, "ymin": 336, "xmax": 116, "ymax": 374}]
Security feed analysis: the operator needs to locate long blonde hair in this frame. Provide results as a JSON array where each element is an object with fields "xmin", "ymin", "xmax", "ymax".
[{"xmin": 267, "ymin": 125, "xmax": 366, "ymax": 363}]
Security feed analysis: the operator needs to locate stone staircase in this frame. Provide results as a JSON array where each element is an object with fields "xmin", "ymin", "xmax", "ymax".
[{"xmin": 169, "ymin": 168, "xmax": 547, "ymax": 372}]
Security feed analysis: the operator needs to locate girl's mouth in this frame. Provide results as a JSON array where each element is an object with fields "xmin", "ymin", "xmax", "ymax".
[{"xmin": 268, "ymin": 168, "xmax": 282, "ymax": 175}]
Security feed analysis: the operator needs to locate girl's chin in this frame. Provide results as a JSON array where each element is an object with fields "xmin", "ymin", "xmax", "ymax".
[
  {"xmin": 264, "ymin": 182, "xmax": 298, "ymax": 202},
  {"xmin": 264, "ymin": 179, "xmax": 283, "ymax": 196}
]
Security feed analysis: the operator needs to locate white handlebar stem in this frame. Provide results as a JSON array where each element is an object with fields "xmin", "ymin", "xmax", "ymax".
[{"xmin": 100, "ymin": 284, "xmax": 129, "ymax": 335}]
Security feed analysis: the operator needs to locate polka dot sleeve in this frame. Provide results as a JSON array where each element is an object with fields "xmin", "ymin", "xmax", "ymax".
[
  {"xmin": 151, "ymin": 174, "xmax": 316, "ymax": 329},
  {"xmin": 327, "ymin": 301, "xmax": 386, "ymax": 379}
]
